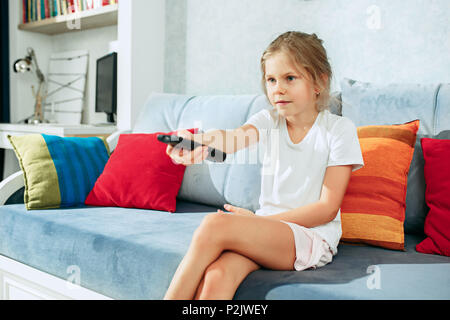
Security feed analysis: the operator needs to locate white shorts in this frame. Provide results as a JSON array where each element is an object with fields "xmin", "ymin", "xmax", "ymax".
[{"xmin": 281, "ymin": 221, "xmax": 334, "ymax": 271}]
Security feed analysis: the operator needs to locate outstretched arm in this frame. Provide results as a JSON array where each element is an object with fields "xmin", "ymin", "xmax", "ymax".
[
  {"xmin": 191, "ymin": 124, "xmax": 259, "ymax": 154},
  {"xmin": 166, "ymin": 124, "xmax": 259, "ymax": 165}
]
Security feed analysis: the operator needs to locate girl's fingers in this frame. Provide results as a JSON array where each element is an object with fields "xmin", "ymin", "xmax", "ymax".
[
  {"xmin": 224, "ymin": 204, "xmax": 235, "ymax": 211},
  {"xmin": 225, "ymin": 204, "xmax": 241, "ymax": 214},
  {"xmin": 197, "ymin": 146, "xmax": 209, "ymax": 161},
  {"xmin": 186, "ymin": 146, "xmax": 200, "ymax": 164},
  {"xmin": 166, "ymin": 144, "xmax": 173, "ymax": 156},
  {"xmin": 167, "ymin": 145, "xmax": 208, "ymax": 166},
  {"xmin": 184, "ymin": 146, "xmax": 207, "ymax": 164},
  {"xmin": 193, "ymin": 146, "xmax": 203, "ymax": 160},
  {"xmin": 166, "ymin": 132, "xmax": 208, "ymax": 165},
  {"xmin": 167, "ymin": 145, "xmax": 186, "ymax": 165},
  {"xmin": 224, "ymin": 204, "xmax": 254, "ymax": 216}
]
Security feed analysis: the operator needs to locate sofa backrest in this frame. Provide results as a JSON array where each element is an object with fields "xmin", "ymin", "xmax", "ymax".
[
  {"xmin": 341, "ymin": 79, "xmax": 450, "ymax": 235},
  {"xmin": 341, "ymin": 79, "xmax": 450, "ymax": 136},
  {"xmin": 133, "ymin": 93, "xmax": 271, "ymax": 211},
  {"xmin": 132, "ymin": 82, "xmax": 450, "ymax": 235}
]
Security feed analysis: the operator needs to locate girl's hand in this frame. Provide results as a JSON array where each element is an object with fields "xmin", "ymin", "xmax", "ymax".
[
  {"xmin": 166, "ymin": 130, "xmax": 209, "ymax": 166},
  {"xmin": 218, "ymin": 204, "xmax": 255, "ymax": 216}
]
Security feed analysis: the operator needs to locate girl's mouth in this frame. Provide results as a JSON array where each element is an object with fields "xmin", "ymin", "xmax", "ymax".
[{"xmin": 276, "ymin": 101, "xmax": 291, "ymax": 106}]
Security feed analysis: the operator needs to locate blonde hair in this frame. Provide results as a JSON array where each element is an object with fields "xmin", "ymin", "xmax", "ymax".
[{"xmin": 261, "ymin": 31, "xmax": 335, "ymax": 112}]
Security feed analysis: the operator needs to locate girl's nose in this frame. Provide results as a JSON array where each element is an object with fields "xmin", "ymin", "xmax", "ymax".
[{"xmin": 275, "ymin": 83, "xmax": 287, "ymax": 94}]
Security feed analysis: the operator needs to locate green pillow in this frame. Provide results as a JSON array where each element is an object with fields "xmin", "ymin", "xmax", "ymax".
[{"xmin": 8, "ymin": 134, "xmax": 110, "ymax": 210}]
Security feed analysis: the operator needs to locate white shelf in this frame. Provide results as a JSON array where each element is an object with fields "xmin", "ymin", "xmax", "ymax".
[
  {"xmin": 0, "ymin": 123, "xmax": 117, "ymax": 150},
  {"xmin": 18, "ymin": 4, "xmax": 118, "ymax": 35}
]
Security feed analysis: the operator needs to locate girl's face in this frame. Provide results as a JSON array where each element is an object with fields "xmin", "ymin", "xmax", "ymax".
[{"xmin": 264, "ymin": 51, "xmax": 319, "ymax": 119}]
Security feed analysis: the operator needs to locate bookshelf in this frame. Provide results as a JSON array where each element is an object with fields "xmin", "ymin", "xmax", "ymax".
[{"xmin": 18, "ymin": 3, "xmax": 118, "ymax": 35}]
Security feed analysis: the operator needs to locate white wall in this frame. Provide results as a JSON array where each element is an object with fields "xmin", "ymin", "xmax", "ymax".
[
  {"xmin": 117, "ymin": 0, "xmax": 165, "ymax": 131},
  {"xmin": 165, "ymin": 0, "xmax": 450, "ymax": 95}
]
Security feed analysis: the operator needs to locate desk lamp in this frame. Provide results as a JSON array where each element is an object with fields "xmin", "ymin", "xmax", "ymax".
[{"xmin": 13, "ymin": 47, "xmax": 47, "ymax": 124}]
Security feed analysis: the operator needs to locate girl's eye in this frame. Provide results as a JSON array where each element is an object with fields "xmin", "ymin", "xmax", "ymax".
[
  {"xmin": 287, "ymin": 75, "xmax": 296, "ymax": 81},
  {"xmin": 266, "ymin": 78, "xmax": 276, "ymax": 84}
]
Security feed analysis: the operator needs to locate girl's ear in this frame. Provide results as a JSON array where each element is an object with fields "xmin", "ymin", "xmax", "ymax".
[{"xmin": 315, "ymin": 73, "xmax": 329, "ymax": 94}]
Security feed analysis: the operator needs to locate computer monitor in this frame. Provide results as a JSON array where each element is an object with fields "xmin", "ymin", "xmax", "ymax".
[{"xmin": 95, "ymin": 52, "xmax": 117, "ymax": 123}]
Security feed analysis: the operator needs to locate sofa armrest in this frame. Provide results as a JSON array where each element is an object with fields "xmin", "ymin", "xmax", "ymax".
[
  {"xmin": 107, "ymin": 130, "xmax": 131, "ymax": 152},
  {"xmin": 0, "ymin": 171, "xmax": 25, "ymax": 206}
]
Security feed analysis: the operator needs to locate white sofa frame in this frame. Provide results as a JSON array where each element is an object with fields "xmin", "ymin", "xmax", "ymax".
[{"xmin": 0, "ymin": 130, "xmax": 130, "ymax": 300}]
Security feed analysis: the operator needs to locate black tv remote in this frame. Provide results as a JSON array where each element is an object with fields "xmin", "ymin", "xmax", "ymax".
[{"xmin": 157, "ymin": 134, "xmax": 227, "ymax": 162}]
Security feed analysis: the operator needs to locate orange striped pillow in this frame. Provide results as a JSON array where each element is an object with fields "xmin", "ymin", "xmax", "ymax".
[{"xmin": 340, "ymin": 120, "xmax": 420, "ymax": 250}]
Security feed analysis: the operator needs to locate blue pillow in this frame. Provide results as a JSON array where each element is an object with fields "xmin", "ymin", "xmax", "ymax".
[{"xmin": 8, "ymin": 134, "xmax": 110, "ymax": 210}]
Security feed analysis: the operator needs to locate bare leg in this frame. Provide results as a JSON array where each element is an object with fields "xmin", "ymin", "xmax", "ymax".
[
  {"xmin": 194, "ymin": 251, "xmax": 260, "ymax": 300},
  {"xmin": 164, "ymin": 213, "xmax": 295, "ymax": 300}
]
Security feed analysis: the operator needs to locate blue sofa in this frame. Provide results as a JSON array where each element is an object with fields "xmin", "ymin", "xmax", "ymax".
[{"xmin": 0, "ymin": 78, "xmax": 449, "ymax": 300}]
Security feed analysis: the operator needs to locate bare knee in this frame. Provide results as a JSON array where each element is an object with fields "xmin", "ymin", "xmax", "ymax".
[
  {"xmin": 192, "ymin": 213, "xmax": 229, "ymax": 249},
  {"xmin": 199, "ymin": 261, "xmax": 235, "ymax": 299}
]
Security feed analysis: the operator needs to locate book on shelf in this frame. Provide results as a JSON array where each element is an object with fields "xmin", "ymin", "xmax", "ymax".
[{"xmin": 22, "ymin": 0, "xmax": 118, "ymax": 24}]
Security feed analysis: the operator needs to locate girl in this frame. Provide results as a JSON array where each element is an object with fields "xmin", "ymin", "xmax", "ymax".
[{"xmin": 164, "ymin": 31, "xmax": 364, "ymax": 300}]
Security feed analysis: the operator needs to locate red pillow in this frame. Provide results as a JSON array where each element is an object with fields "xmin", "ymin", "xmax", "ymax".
[
  {"xmin": 416, "ymin": 138, "xmax": 450, "ymax": 256},
  {"xmin": 85, "ymin": 129, "xmax": 196, "ymax": 212}
]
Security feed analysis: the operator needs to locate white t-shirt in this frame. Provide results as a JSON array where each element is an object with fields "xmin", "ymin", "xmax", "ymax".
[{"xmin": 245, "ymin": 108, "xmax": 364, "ymax": 255}]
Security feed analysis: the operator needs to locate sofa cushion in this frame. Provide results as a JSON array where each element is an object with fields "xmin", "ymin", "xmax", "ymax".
[
  {"xmin": 235, "ymin": 233, "xmax": 450, "ymax": 300},
  {"xmin": 7, "ymin": 134, "xmax": 110, "ymax": 210},
  {"xmin": 85, "ymin": 130, "xmax": 195, "ymax": 212},
  {"xmin": 1, "ymin": 203, "xmax": 448, "ymax": 300},
  {"xmin": 0, "ymin": 202, "xmax": 220, "ymax": 300},
  {"xmin": 340, "ymin": 120, "xmax": 419, "ymax": 250},
  {"xmin": 416, "ymin": 137, "xmax": 450, "ymax": 256},
  {"xmin": 132, "ymin": 93, "xmax": 270, "ymax": 211},
  {"xmin": 340, "ymin": 79, "xmax": 450, "ymax": 236}
]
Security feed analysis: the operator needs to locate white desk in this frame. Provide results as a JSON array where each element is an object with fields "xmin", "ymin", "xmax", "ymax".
[{"xmin": 0, "ymin": 123, "xmax": 117, "ymax": 150}]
